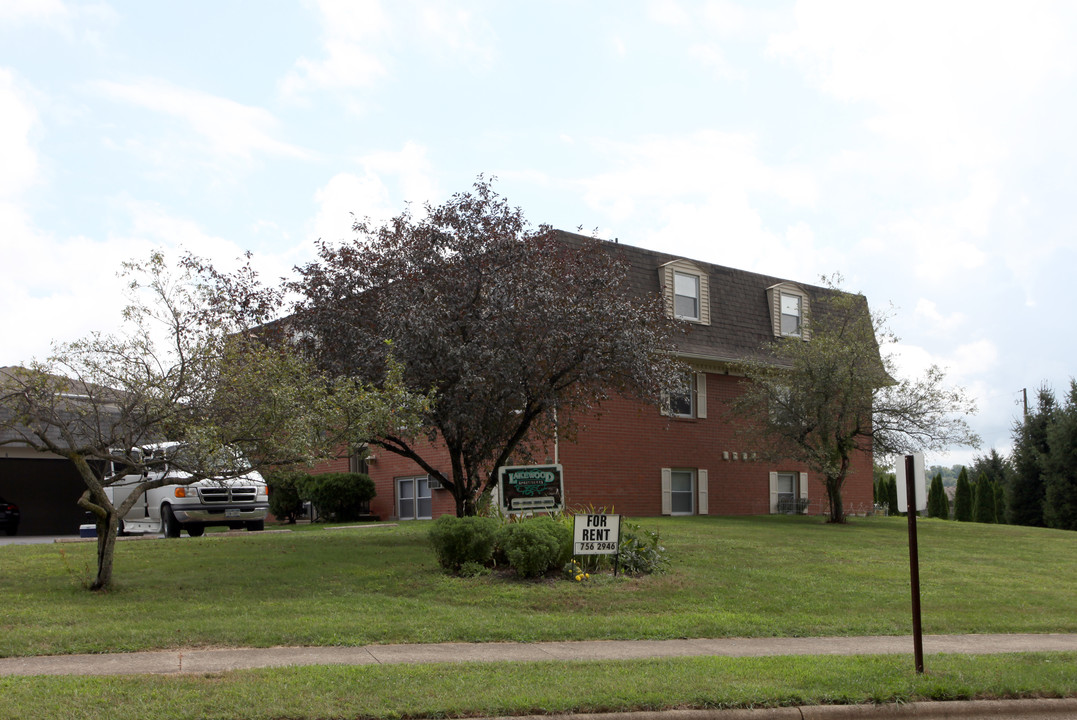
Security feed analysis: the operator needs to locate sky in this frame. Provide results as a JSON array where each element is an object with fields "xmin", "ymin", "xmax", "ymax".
[{"xmin": 3, "ymin": 0, "xmax": 1076, "ymax": 470}]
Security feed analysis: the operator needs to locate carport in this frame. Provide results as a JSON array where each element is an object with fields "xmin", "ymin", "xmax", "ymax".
[{"xmin": 0, "ymin": 449, "xmax": 87, "ymax": 535}]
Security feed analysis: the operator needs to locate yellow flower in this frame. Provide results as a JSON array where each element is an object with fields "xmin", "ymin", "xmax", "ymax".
[
  {"xmin": 585, "ymin": 573, "xmax": 590, "ymax": 579},
  {"xmin": 575, "ymin": 574, "xmax": 582, "ymax": 581}
]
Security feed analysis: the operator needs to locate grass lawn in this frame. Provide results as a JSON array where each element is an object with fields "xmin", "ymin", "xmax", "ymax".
[
  {"xmin": 1, "ymin": 515, "xmax": 1075, "ymax": 718},
  {"xmin": 1, "ymin": 515, "xmax": 1075, "ymax": 656}
]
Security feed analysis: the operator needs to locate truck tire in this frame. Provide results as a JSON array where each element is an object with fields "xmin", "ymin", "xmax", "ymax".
[
  {"xmin": 186, "ymin": 525, "xmax": 205, "ymax": 537},
  {"xmin": 246, "ymin": 519, "xmax": 264, "ymax": 532},
  {"xmin": 162, "ymin": 504, "xmax": 181, "ymax": 538}
]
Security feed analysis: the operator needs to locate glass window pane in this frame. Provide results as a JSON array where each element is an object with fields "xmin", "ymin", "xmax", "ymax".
[
  {"xmin": 674, "ymin": 273, "xmax": 700, "ymax": 319},
  {"xmin": 671, "ymin": 492, "xmax": 693, "ymax": 514},
  {"xmin": 671, "ymin": 471, "xmax": 693, "ymax": 492},
  {"xmin": 777, "ymin": 473, "xmax": 795, "ymax": 494},
  {"xmin": 781, "ymin": 294, "xmax": 801, "ymax": 335},
  {"xmin": 675, "ymin": 272, "xmax": 698, "ymax": 297},
  {"xmin": 675, "ymin": 294, "xmax": 698, "ymax": 319}
]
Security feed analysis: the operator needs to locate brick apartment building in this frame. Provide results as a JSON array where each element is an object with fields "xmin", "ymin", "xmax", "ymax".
[{"xmin": 312, "ymin": 231, "xmax": 875, "ymax": 521}]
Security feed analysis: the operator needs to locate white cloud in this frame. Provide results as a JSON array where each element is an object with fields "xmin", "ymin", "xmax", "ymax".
[
  {"xmin": 701, "ymin": 0, "xmax": 750, "ymax": 35},
  {"xmin": 689, "ymin": 43, "xmax": 741, "ymax": 81},
  {"xmin": 913, "ymin": 299, "xmax": 966, "ymax": 335},
  {"xmin": 308, "ymin": 142, "xmax": 439, "ymax": 244},
  {"xmin": 281, "ymin": 0, "xmax": 389, "ymax": 97},
  {"xmin": 0, "ymin": 0, "xmax": 70, "ymax": 25},
  {"xmin": 0, "ymin": 68, "xmax": 39, "ymax": 198},
  {"xmin": 768, "ymin": 1, "xmax": 1077, "ymax": 180},
  {"xmin": 572, "ymin": 131, "xmax": 828, "ymax": 275},
  {"xmin": 648, "ymin": 0, "xmax": 691, "ymax": 26},
  {"xmin": 418, "ymin": 5, "xmax": 495, "ymax": 68},
  {"xmin": 94, "ymin": 79, "xmax": 310, "ymax": 163}
]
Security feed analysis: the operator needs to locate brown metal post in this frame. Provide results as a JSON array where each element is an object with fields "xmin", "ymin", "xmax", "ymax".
[{"xmin": 905, "ymin": 454, "xmax": 925, "ymax": 674}]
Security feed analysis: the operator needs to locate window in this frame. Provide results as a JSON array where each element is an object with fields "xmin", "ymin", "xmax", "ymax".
[
  {"xmin": 770, "ymin": 471, "xmax": 808, "ymax": 514},
  {"xmin": 766, "ymin": 283, "xmax": 809, "ymax": 339},
  {"xmin": 660, "ymin": 260, "xmax": 710, "ymax": 325},
  {"xmin": 662, "ymin": 468, "xmax": 709, "ymax": 515},
  {"xmin": 349, "ymin": 447, "xmax": 369, "ymax": 475},
  {"xmin": 397, "ymin": 476, "xmax": 432, "ymax": 520},
  {"xmin": 664, "ymin": 371, "xmax": 707, "ymax": 419},
  {"xmin": 776, "ymin": 472, "xmax": 796, "ymax": 512},
  {"xmin": 781, "ymin": 293, "xmax": 802, "ymax": 336},
  {"xmin": 670, "ymin": 470, "xmax": 695, "ymax": 514},
  {"xmin": 669, "ymin": 372, "xmax": 694, "ymax": 417},
  {"xmin": 674, "ymin": 272, "xmax": 700, "ymax": 321}
]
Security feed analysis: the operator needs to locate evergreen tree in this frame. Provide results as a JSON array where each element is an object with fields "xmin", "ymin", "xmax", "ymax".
[
  {"xmin": 954, "ymin": 466, "xmax": 973, "ymax": 521},
  {"xmin": 973, "ymin": 472, "xmax": 996, "ymax": 523},
  {"xmin": 993, "ymin": 481, "xmax": 1005, "ymax": 524},
  {"xmin": 1008, "ymin": 386, "xmax": 1055, "ymax": 526},
  {"xmin": 928, "ymin": 472, "xmax": 949, "ymax": 519},
  {"xmin": 1044, "ymin": 380, "xmax": 1077, "ymax": 531},
  {"xmin": 887, "ymin": 475, "xmax": 900, "ymax": 516}
]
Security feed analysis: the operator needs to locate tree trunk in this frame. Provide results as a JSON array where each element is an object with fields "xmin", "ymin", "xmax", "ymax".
[
  {"xmin": 825, "ymin": 479, "xmax": 846, "ymax": 523},
  {"xmin": 91, "ymin": 511, "xmax": 121, "ymax": 591}
]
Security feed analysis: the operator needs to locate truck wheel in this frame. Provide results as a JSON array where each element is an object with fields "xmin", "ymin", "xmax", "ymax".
[
  {"xmin": 246, "ymin": 520, "xmax": 264, "ymax": 532},
  {"xmin": 162, "ymin": 505, "xmax": 181, "ymax": 538},
  {"xmin": 186, "ymin": 525, "xmax": 205, "ymax": 537}
]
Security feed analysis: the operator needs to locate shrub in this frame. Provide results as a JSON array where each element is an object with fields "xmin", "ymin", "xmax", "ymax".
[
  {"xmin": 428, "ymin": 515, "xmax": 499, "ymax": 572},
  {"xmin": 497, "ymin": 516, "xmax": 571, "ymax": 578},
  {"xmin": 617, "ymin": 521, "xmax": 668, "ymax": 575},
  {"xmin": 266, "ymin": 469, "xmax": 307, "ymax": 524},
  {"xmin": 298, "ymin": 472, "xmax": 376, "ymax": 522}
]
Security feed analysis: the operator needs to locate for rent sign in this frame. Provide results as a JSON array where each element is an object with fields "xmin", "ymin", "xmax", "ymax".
[
  {"xmin": 498, "ymin": 464, "xmax": 564, "ymax": 512},
  {"xmin": 573, "ymin": 513, "xmax": 621, "ymax": 555}
]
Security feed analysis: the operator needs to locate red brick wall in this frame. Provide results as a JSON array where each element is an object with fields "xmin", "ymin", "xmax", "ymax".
[{"xmin": 347, "ymin": 372, "xmax": 874, "ymax": 520}]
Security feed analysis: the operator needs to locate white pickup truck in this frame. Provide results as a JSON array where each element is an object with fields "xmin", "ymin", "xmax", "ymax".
[{"xmin": 106, "ymin": 444, "xmax": 269, "ymax": 538}]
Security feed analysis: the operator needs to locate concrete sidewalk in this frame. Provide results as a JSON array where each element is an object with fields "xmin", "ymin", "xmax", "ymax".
[{"xmin": 2, "ymin": 633, "xmax": 1076, "ymax": 676}]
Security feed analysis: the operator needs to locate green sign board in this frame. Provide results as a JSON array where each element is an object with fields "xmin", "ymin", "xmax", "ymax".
[{"xmin": 498, "ymin": 464, "xmax": 563, "ymax": 512}]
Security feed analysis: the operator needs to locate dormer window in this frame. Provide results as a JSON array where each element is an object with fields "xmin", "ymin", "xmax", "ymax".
[
  {"xmin": 674, "ymin": 272, "xmax": 700, "ymax": 321},
  {"xmin": 659, "ymin": 259, "xmax": 710, "ymax": 325},
  {"xmin": 766, "ymin": 282, "xmax": 810, "ymax": 340},
  {"xmin": 781, "ymin": 293, "xmax": 802, "ymax": 336}
]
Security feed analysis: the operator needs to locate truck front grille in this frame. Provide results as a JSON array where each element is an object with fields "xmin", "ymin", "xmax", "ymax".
[{"xmin": 200, "ymin": 487, "xmax": 258, "ymax": 503}]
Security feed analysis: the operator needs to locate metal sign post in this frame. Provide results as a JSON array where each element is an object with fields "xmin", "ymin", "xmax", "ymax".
[{"xmin": 904, "ymin": 453, "xmax": 925, "ymax": 674}]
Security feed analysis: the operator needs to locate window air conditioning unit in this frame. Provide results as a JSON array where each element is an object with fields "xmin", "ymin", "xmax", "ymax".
[{"xmin": 428, "ymin": 478, "xmax": 443, "ymax": 490}]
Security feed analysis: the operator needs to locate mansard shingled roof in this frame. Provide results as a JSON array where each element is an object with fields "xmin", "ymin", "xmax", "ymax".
[{"xmin": 550, "ymin": 229, "xmax": 836, "ymax": 365}]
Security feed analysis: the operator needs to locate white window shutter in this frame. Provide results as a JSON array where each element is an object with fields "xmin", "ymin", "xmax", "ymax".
[
  {"xmin": 661, "ymin": 468, "xmax": 672, "ymax": 515},
  {"xmin": 799, "ymin": 473, "xmax": 809, "ymax": 512},
  {"xmin": 698, "ymin": 469, "xmax": 708, "ymax": 515},
  {"xmin": 769, "ymin": 471, "xmax": 779, "ymax": 514},
  {"xmin": 695, "ymin": 372, "xmax": 707, "ymax": 418}
]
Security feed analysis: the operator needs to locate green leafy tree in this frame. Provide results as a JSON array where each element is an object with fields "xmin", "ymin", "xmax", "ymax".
[
  {"xmin": 291, "ymin": 180, "xmax": 682, "ymax": 516},
  {"xmin": 953, "ymin": 467, "xmax": 973, "ymax": 522},
  {"xmin": 1008, "ymin": 386, "xmax": 1055, "ymax": 526},
  {"xmin": 1044, "ymin": 380, "xmax": 1077, "ymax": 531},
  {"xmin": 0, "ymin": 253, "xmax": 424, "ymax": 591},
  {"xmin": 730, "ymin": 278, "xmax": 979, "ymax": 523}
]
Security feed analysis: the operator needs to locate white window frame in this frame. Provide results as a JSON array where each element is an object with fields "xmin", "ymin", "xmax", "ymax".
[
  {"xmin": 780, "ymin": 292, "xmax": 802, "ymax": 337},
  {"xmin": 397, "ymin": 476, "xmax": 433, "ymax": 520},
  {"xmin": 673, "ymin": 271, "xmax": 701, "ymax": 321}
]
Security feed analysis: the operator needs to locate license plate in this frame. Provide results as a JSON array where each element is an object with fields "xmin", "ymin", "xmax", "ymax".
[{"xmin": 225, "ymin": 509, "xmax": 240, "ymax": 518}]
